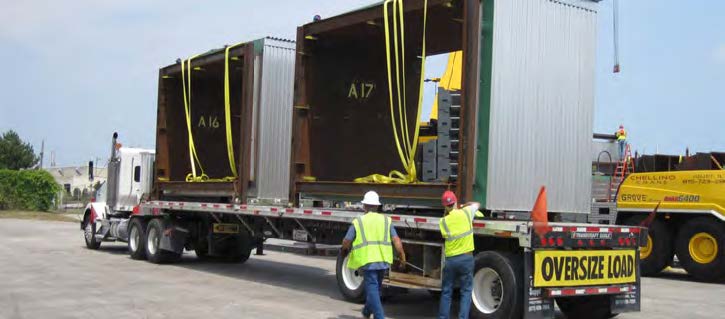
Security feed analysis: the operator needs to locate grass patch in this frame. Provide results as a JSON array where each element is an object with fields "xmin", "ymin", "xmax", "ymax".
[{"xmin": 0, "ymin": 210, "xmax": 78, "ymax": 222}]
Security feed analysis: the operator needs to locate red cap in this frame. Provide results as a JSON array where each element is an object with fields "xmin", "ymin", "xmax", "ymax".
[{"xmin": 441, "ymin": 191, "xmax": 457, "ymax": 207}]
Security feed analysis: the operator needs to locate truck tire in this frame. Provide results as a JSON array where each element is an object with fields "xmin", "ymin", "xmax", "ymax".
[
  {"xmin": 470, "ymin": 251, "xmax": 523, "ymax": 319},
  {"xmin": 83, "ymin": 213, "xmax": 101, "ymax": 250},
  {"xmin": 215, "ymin": 232, "xmax": 252, "ymax": 263},
  {"xmin": 145, "ymin": 218, "xmax": 181, "ymax": 264},
  {"xmin": 128, "ymin": 218, "xmax": 147, "ymax": 260},
  {"xmin": 335, "ymin": 251, "xmax": 366, "ymax": 303},
  {"xmin": 194, "ymin": 238, "xmax": 209, "ymax": 260},
  {"xmin": 556, "ymin": 295, "xmax": 615, "ymax": 319},
  {"xmin": 624, "ymin": 215, "xmax": 672, "ymax": 276},
  {"xmin": 675, "ymin": 217, "xmax": 725, "ymax": 282}
]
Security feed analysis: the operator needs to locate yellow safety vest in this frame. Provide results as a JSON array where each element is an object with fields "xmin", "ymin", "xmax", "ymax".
[
  {"xmin": 347, "ymin": 212, "xmax": 394, "ymax": 270},
  {"xmin": 616, "ymin": 129, "xmax": 627, "ymax": 141},
  {"xmin": 440, "ymin": 207, "xmax": 476, "ymax": 257}
]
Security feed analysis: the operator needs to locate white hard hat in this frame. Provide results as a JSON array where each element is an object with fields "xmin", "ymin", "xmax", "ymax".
[{"xmin": 361, "ymin": 191, "xmax": 381, "ymax": 206}]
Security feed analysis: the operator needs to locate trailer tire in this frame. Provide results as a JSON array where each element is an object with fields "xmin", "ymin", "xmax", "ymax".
[
  {"xmin": 675, "ymin": 217, "xmax": 725, "ymax": 282},
  {"xmin": 556, "ymin": 296, "xmax": 615, "ymax": 319},
  {"xmin": 145, "ymin": 218, "xmax": 181, "ymax": 264},
  {"xmin": 470, "ymin": 251, "xmax": 523, "ymax": 319},
  {"xmin": 624, "ymin": 216, "xmax": 672, "ymax": 276},
  {"xmin": 128, "ymin": 218, "xmax": 147, "ymax": 260},
  {"xmin": 335, "ymin": 251, "xmax": 365, "ymax": 303},
  {"xmin": 216, "ymin": 232, "xmax": 252, "ymax": 263},
  {"xmin": 194, "ymin": 238, "xmax": 209, "ymax": 260},
  {"xmin": 83, "ymin": 213, "xmax": 101, "ymax": 250}
]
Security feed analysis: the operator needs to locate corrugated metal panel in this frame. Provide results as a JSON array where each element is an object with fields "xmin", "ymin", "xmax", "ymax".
[
  {"xmin": 485, "ymin": 0, "xmax": 597, "ymax": 214},
  {"xmin": 255, "ymin": 38, "xmax": 296, "ymax": 201}
]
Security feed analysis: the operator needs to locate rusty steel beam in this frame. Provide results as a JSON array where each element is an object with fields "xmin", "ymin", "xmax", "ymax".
[
  {"xmin": 302, "ymin": 0, "xmax": 451, "ymax": 36},
  {"xmin": 458, "ymin": 0, "xmax": 481, "ymax": 202},
  {"xmin": 296, "ymin": 181, "xmax": 449, "ymax": 200}
]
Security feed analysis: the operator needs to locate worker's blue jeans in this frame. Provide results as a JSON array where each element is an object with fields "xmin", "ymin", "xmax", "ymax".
[
  {"xmin": 618, "ymin": 140, "xmax": 626, "ymax": 159},
  {"xmin": 438, "ymin": 253, "xmax": 474, "ymax": 319},
  {"xmin": 362, "ymin": 269, "xmax": 386, "ymax": 319}
]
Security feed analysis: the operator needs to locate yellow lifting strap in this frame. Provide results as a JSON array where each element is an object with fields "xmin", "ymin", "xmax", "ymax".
[
  {"xmin": 181, "ymin": 44, "xmax": 242, "ymax": 183},
  {"xmin": 181, "ymin": 54, "xmax": 207, "ymax": 182},
  {"xmin": 355, "ymin": 0, "xmax": 428, "ymax": 184},
  {"xmin": 223, "ymin": 43, "xmax": 244, "ymax": 178}
]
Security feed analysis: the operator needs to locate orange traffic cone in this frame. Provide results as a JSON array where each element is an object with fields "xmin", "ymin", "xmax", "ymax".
[{"xmin": 532, "ymin": 186, "xmax": 549, "ymax": 238}]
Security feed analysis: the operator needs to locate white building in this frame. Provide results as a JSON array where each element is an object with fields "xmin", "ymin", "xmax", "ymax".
[{"xmin": 46, "ymin": 165, "xmax": 107, "ymax": 200}]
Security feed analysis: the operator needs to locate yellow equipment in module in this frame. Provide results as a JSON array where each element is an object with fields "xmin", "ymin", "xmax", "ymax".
[{"xmin": 616, "ymin": 170, "xmax": 725, "ymax": 282}]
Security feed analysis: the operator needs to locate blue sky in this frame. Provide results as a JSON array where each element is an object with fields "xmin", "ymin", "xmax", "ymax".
[{"xmin": 0, "ymin": 0, "xmax": 723, "ymax": 166}]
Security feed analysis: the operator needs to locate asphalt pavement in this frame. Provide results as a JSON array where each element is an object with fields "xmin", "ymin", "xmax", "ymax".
[{"xmin": 0, "ymin": 219, "xmax": 722, "ymax": 319}]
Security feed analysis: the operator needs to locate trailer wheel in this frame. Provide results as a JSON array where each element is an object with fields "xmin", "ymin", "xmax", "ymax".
[
  {"xmin": 145, "ymin": 218, "xmax": 181, "ymax": 264},
  {"xmin": 675, "ymin": 217, "xmax": 725, "ymax": 282},
  {"xmin": 83, "ymin": 213, "xmax": 101, "ymax": 250},
  {"xmin": 194, "ymin": 238, "xmax": 209, "ymax": 260},
  {"xmin": 128, "ymin": 218, "xmax": 147, "ymax": 260},
  {"xmin": 470, "ymin": 251, "xmax": 523, "ymax": 319},
  {"xmin": 556, "ymin": 295, "xmax": 615, "ymax": 319},
  {"xmin": 335, "ymin": 251, "xmax": 365, "ymax": 303},
  {"xmin": 624, "ymin": 216, "xmax": 672, "ymax": 276},
  {"xmin": 215, "ymin": 232, "xmax": 252, "ymax": 263}
]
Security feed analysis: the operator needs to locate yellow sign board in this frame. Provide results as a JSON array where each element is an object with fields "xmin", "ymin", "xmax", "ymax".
[
  {"xmin": 534, "ymin": 250, "xmax": 636, "ymax": 287},
  {"xmin": 212, "ymin": 223, "xmax": 240, "ymax": 234}
]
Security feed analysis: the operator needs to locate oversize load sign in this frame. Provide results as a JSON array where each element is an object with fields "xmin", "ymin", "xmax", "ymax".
[{"xmin": 534, "ymin": 250, "xmax": 636, "ymax": 287}]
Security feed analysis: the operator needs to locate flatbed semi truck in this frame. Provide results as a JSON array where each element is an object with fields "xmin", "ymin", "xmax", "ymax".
[
  {"xmin": 84, "ymin": 136, "xmax": 644, "ymax": 319},
  {"xmin": 81, "ymin": 1, "xmax": 645, "ymax": 318}
]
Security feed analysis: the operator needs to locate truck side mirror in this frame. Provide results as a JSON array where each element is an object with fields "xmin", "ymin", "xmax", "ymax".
[{"xmin": 88, "ymin": 161, "xmax": 94, "ymax": 181}]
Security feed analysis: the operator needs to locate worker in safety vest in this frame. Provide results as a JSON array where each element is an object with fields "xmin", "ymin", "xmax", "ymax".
[
  {"xmin": 615, "ymin": 124, "xmax": 627, "ymax": 159},
  {"xmin": 438, "ymin": 190, "xmax": 484, "ymax": 319},
  {"xmin": 341, "ymin": 191, "xmax": 406, "ymax": 319}
]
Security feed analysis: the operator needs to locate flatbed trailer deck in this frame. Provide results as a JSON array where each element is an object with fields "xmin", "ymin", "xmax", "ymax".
[{"xmin": 130, "ymin": 199, "xmax": 645, "ymax": 319}]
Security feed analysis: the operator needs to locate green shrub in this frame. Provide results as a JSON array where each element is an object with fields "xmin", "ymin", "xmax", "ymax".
[{"xmin": 0, "ymin": 169, "xmax": 61, "ymax": 211}]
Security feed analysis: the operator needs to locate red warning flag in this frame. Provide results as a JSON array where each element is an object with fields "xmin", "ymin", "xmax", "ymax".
[
  {"xmin": 532, "ymin": 186, "xmax": 549, "ymax": 238},
  {"xmin": 639, "ymin": 201, "xmax": 661, "ymax": 227}
]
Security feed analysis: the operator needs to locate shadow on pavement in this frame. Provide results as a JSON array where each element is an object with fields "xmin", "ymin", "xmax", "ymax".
[{"xmin": 173, "ymin": 253, "xmax": 344, "ymax": 301}]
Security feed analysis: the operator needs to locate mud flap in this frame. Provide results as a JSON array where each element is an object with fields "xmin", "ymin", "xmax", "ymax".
[
  {"xmin": 523, "ymin": 249, "xmax": 555, "ymax": 319},
  {"xmin": 160, "ymin": 225, "xmax": 189, "ymax": 254}
]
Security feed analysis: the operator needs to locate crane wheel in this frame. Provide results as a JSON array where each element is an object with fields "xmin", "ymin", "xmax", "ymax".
[
  {"xmin": 675, "ymin": 217, "xmax": 725, "ymax": 282},
  {"xmin": 624, "ymin": 216, "xmax": 672, "ymax": 276}
]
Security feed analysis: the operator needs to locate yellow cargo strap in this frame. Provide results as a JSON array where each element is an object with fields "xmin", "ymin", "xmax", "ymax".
[
  {"xmin": 181, "ymin": 45, "xmax": 241, "ymax": 183},
  {"xmin": 181, "ymin": 55, "xmax": 207, "ymax": 182},
  {"xmin": 223, "ymin": 43, "xmax": 244, "ymax": 178},
  {"xmin": 355, "ymin": 0, "xmax": 427, "ymax": 184}
]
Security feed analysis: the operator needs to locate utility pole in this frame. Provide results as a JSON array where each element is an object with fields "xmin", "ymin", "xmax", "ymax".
[{"xmin": 39, "ymin": 139, "xmax": 45, "ymax": 169}]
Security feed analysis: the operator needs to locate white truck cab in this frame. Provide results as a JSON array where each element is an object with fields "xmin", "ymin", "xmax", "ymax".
[{"xmin": 82, "ymin": 133, "xmax": 154, "ymax": 248}]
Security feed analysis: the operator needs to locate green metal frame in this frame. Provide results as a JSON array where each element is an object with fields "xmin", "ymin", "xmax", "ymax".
[{"xmin": 473, "ymin": 0, "xmax": 494, "ymax": 206}]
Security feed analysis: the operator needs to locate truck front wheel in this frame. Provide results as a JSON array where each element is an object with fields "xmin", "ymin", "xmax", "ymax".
[
  {"xmin": 624, "ymin": 216, "xmax": 672, "ymax": 276},
  {"xmin": 470, "ymin": 251, "xmax": 523, "ymax": 319},
  {"xmin": 675, "ymin": 217, "xmax": 725, "ymax": 282},
  {"xmin": 83, "ymin": 212, "xmax": 101, "ymax": 250},
  {"xmin": 128, "ymin": 218, "xmax": 147, "ymax": 260},
  {"xmin": 335, "ymin": 251, "xmax": 365, "ymax": 303}
]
